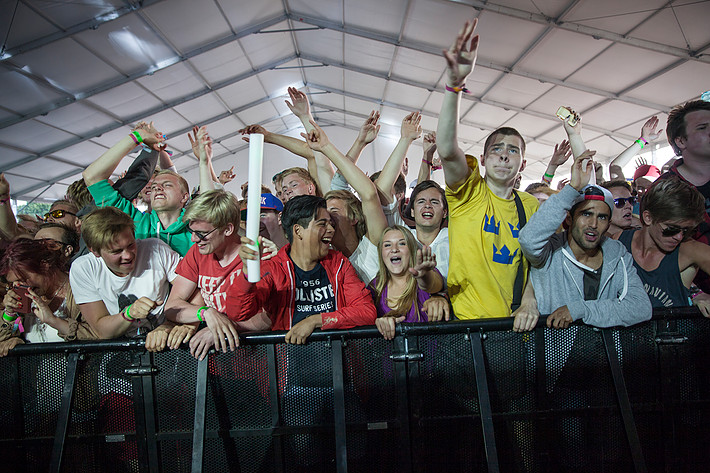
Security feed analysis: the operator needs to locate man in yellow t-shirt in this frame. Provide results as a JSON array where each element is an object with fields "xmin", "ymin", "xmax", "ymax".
[{"xmin": 436, "ymin": 18, "xmax": 539, "ymax": 326}]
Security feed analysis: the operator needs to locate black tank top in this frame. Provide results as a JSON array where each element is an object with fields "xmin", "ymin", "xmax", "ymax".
[{"xmin": 619, "ymin": 229, "xmax": 691, "ymax": 308}]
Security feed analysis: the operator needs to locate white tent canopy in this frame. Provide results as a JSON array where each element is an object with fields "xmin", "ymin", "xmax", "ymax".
[{"xmin": 1, "ymin": 0, "xmax": 708, "ymax": 202}]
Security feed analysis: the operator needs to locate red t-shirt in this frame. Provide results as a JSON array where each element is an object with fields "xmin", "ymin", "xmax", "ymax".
[{"xmin": 176, "ymin": 245, "xmax": 243, "ymax": 316}]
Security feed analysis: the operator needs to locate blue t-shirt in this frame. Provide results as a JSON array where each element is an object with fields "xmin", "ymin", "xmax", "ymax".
[{"xmin": 292, "ymin": 259, "xmax": 336, "ymax": 325}]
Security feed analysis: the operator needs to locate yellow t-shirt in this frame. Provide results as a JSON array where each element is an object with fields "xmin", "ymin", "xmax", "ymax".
[{"xmin": 446, "ymin": 156, "xmax": 539, "ymax": 319}]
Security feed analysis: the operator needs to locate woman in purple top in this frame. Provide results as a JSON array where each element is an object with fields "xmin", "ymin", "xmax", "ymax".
[{"xmin": 369, "ymin": 225, "xmax": 445, "ymax": 339}]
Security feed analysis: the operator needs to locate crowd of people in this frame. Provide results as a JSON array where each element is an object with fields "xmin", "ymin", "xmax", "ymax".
[{"xmin": 0, "ymin": 17, "xmax": 708, "ymax": 359}]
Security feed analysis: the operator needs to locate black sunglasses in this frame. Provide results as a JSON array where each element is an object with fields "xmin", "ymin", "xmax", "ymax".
[
  {"xmin": 659, "ymin": 223, "xmax": 694, "ymax": 238},
  {"xmin": 613, "ymin": 196, "xmax": 637, "ymax": 208},
  {"xmin": 188, "ymin": 226, "xmax": 219, "ymax": 241}
]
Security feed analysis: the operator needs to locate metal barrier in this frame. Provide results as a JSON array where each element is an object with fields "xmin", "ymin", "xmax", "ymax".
[{"xmin": 0, "ymin": 308, "xmax": 708, "ymax": 473}]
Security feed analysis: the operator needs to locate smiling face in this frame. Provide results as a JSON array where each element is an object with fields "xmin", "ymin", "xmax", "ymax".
[
  {"xmin": 412, "ymin": 187, "xmax": 447, "ymax": 230},
  {"xmin": 294, "ymin": 207, "xmax": 335, "ymax": 261},
  {"xmin": 188, "ymin": 219, "xmax": 230, "ymax": 255},
  {"xmin": 380, "ymin": 229, "xmax": 411, "ymax": 277},
  {"xmin": 568, "ymin": 200, "xmax": 611, "ymax": 253},
  {"xmin": 326, "ymin": 198, "xmax": 355, "ymax": 250},
  {"xmin": 481, "ymin": 134, "xmax": 526, "ymax": 187},
  {"xmin": 94, "ymin": 228, "xmax": 137, "ymax": 277},
  {"xmin": 281, "ymin": 173, "xmax": 315, "ymax": 202},
  {"xmin": 150, "ymin": 174, "xmax": 188, "ymax": 211}
]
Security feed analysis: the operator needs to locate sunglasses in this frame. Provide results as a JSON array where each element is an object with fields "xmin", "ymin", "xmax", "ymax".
[
  {"xmin": 188, "ymin": 226, "xmax": 219, "ymax": 241},
  {"xmin": 659, "ymin": 223, "xmax": 694, "ymax": 238},
  {"xmin": 44, "ymin": 209, "xmax": 76, "ymax": 220},
  {"xmin": 613, "ymin": 196, "xmax": 637, "ymax": 208}
]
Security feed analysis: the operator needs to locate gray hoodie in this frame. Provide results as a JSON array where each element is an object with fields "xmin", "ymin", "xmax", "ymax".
[{"xmin": 518, "ymin": 185, "xmax": 651, "ymax": 327}]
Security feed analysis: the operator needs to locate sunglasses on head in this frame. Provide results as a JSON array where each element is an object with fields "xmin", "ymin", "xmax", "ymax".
[
  {"xmin": 659, "ymin": 223, "xmax": 694, "ymax": 238},
  {"xmin": 44, "ymin": 209, "xmax": 76, "ymax": 221},
  {"xmin": 188, "ymin": 226, "xmax": 218, "ymax": 241},
  {"xmin": 613, "ymin": 196, "xmax": 637, "ymax": 208}
]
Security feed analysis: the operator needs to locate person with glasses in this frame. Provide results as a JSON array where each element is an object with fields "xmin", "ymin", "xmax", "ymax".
[
  {"xmin": 164, "ymin": 190, "xmax": 274, "ymax": 360},
  {"xmin": 34, "ymin": 222, "xmax": 79, "ymax": 259},
  {"xmin": 601, "ymin": 180, "xmax": 640, "ymax": 238},
  {"xmin": 44, "ymin": 200, "xmax": 80, "ymax": 231},
  {"xmin": 617, "ymin": 176, "xmax": 710, "ymax": 314}
]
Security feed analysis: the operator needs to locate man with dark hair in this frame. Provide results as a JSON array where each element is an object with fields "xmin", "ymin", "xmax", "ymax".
[
  {"xmin": 519, "ymin": 152, "xmax": 651, "ymax": 329},
  {"xmin": 231, "ymin": 195, "xmax": 376, "ymax": 344},
  {"xmin": 618, "ymin": 176, "xmax": 710, "ymax": 314},
  {"xmin": 436, "ymin": 18, "xmax": 538, "ymax": 321},
  {"xmin": 34, "ymin": 222, "xmax": 80, "ymax": 258},
  {"xmin": 601, "ymin": 180, "xmax": 638, "ymax": 238},
  {"xmin": 660, "ymin": 99, "xmax": 710, "ymax": 292}
]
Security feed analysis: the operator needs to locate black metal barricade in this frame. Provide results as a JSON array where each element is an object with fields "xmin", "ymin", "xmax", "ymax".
[{"xmin": 0, "ymin": 308, "xmax": 708, "ymax": 473}]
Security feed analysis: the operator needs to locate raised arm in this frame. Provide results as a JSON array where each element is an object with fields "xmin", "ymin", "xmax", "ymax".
[
  {"xmin": 417, "ymin": 132, "xmax": 437, "ymax": 184},
  {"xmin": 189, "ymin": 126, "xmax": 215, "ymax": 193},
  {"xmin": 437, "ymin": 19, "xmax": 479, "ymax": 189},
  {"xmin": 561, "ymin": 108, "xmax": 586, "ymax": 159},
  {"xmin": 0, "ymin": 174, "xmax": 19, "ymax": 241},
  {"xmin": 346, "ymin": 111, "xmax": 381, "ymax": 164},
  {"xmin": 542, "ymin": 140, "xmax": 572, "ymax": 185},
  {"xmin": 302, "ymin": 120, "xmax": 388, "ymax": 244},
  {"xmin": 409, "ymin": 246, "xmax": 444, "ymax": 294},
  {"xmin": 608, "ymin": 115, "xmax": 663, "ymax": 179},
  {"xmin": 83, "ymin": 122, "xmax": 164, "ymax": 186},
  {"xmin": 285, "ymin": 87, "xmax": 335, "ymax": 191},
  {"xmin": 375, "ymin": 112, "xmax": 422, "ymax": 204}
]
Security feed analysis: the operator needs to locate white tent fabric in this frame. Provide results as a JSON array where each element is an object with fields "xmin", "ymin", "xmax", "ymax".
[{"xmin": 0, "ymin": 0, "xmax": 708, "ymax": 202}]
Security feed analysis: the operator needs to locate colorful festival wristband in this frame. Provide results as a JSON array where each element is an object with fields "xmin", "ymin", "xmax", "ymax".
[
  {"xmin": 445, "ymin": 84, "xmax": 470, "ymax": 94},
  {"xmin": 196, "ymin": 306, "xmax": 208, "ymax": 322},
  {"xmin": 122, "ymin": 304, "xmax": 134, "ymax": 322},
  {"xmin": 2, "ymin": 312, "xmax": 18, "ymax": 323},
  {"xmin": 635, "ymin": 139, "xmax": 645, "ymax": 149},
  {"xmin": 130, "ymin": 131, "xmax": 143, "ymax": 145}
]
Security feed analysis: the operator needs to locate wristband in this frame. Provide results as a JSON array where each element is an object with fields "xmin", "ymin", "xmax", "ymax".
[
  {"xmin": 196, "ymin": 306, "xmax": 208, "ymax": 322},
  {"xmin": 2, "ymin": 312, "xmax": 18, "ymax": 323},
  {"xmin": 635, "ymin": 139, "xmax": 645, "ymax": 149},
  {"xmin": 691, "ymin": 291, "xmax": 704, "ymax": 300},
  {"xmin": 122, "ymin": 304, "xmax": 134, "ymax": 322},
  {"xmin": 544, "ymin": 172, "xmax": 554, "ymax": 179},
  {"xmin": 445, "ymin": 84, "xmax": 470, "ymax": 94},
  {"xmin": 130, "ymin": 131, "xmax": 143, "ymax": 145},
  {"xmin": 639, "ymin": 137, "xmax": 648, "ymax": 145},
  {"xmin": 422, "ymin": 159, "xmax": 433, "ymax": 166}
]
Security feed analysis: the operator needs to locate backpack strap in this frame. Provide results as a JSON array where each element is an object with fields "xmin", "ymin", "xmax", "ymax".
[{"xmin": 510, "ymin": 190, "xmax": 527, "ymax": 312}]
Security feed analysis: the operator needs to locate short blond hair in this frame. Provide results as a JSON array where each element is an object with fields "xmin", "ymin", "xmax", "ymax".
[
  {"xmin": 81, "ymin": 207, "xmax": 134, "ymax": 252},
  {"xmin": 280, "ymin": 167, "xmax": 321, "ymax": 196},
  {"xmin": 325, "ymin": 190, "xmax": 366, "ymax": 240},
  {"xmin": 183, "ymin": 189, "xmax": 240, "ymax": 228},
  {"xmin": 155, "ymin": 170, "xmax": 190, "ymax": 195}
]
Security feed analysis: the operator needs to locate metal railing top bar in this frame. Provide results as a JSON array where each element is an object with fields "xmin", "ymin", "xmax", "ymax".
[{"xmin": 4, "ymin": 307, "xmax": 703, "ymax": 356}]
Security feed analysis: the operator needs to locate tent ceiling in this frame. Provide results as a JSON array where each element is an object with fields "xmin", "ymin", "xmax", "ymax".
[{"xmin": 0, "ymin": 0, "xmax": 708, "ymax": 201}]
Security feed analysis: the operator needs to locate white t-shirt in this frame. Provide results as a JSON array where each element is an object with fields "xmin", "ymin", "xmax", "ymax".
[
  {"xmin": 349, "ymin": 236, "xmax": 380, "ymax": 285},
  {"xmin": 391, "ymin": 211, "xmax": 449, "ymax": 280},
  {"xmin": 70, "ymin": 238, "xmax": 180, "ymax": 337}
]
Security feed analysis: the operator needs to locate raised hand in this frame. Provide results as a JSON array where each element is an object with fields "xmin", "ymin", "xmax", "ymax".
[
  {"xmin": 188, "ymin": 125, "xmax": 200, "ymax": 156},
  {"xmin": 641, "ymin": 115, "xmax": 663, "ymax": 143},
  {"xmin": 238, "ymin": 124, "xmax": 270, "ymax": 143},
  {"xmin": 443, "ymin": 18, "xmax": 480, "ymax": 87},
  {"xmin": 423, "ymin": 132, "xmax": 437, "ymax": 159},
  {"xmin": 635, "ymin": 156, "xmax": 648, "ymax": 168},
  {"xmin": 285, "ymin": 87, "xmax": 311, "ymax": 119},
  {"xmin": 0, "ymin": 173, "xmax": 10, "ymax": 197},
  {"xmin": 409, "ymin": 246, "xmax": 437, "ymax": 279},
  {"xmin": 196, "ymin": 126, "xmax": 212, "ymax": 162},
  {"xmin": 562, "ymin": 107, "xmax": 582, "ymax": 136},
  {"xmin": 557, "ymin": 177, "xmax": 570, "ymax": 191},
  {"xmin": 300, "ymin": 119, "xmax": 330, "ymax": 152},
  {"xmin": 133, "ymin": 121, "xmax": 164, "ymax": 151},
  {"xmin": 357, "ymin": 111, "xmax": 381, "ymax": 144},
  {"xmin": 550, "ymin": 140, "xmax": 572, "ymax": 167},
  {"xmin": 401, "ymin": 112, "xmax": 422, "ymax": 141},
  {"xmin": 570, "ymin": 149, "xmax": 596, "ymax": 192},
  {"xmin": 218, "ymin": 166, "xmax": 236, "ymax": 185}
]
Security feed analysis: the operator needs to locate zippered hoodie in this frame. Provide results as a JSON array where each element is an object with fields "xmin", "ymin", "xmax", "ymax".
[
  {"xmin": 518, "ymin": 185, "xmax": 651, "ymax": 327},
  {"xmin": 226, "ymin": 244, "xmax": 377, "ymax": 331},
  {"xmin": 88, "ymin": 179, "xmax": 193, "ymax": 256}
]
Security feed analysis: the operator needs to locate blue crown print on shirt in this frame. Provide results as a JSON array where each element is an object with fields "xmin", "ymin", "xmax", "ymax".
[
  {"xmin": 484, "ymin": 214, "xmax": 500, "ymax": 235},
  {"xmin": 492, "ymin": 244, "xmax": 518, "ymax": 265},
  {"xmin": 508, "ymin": 222, "xmax": 520, "ymax": 238}
]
